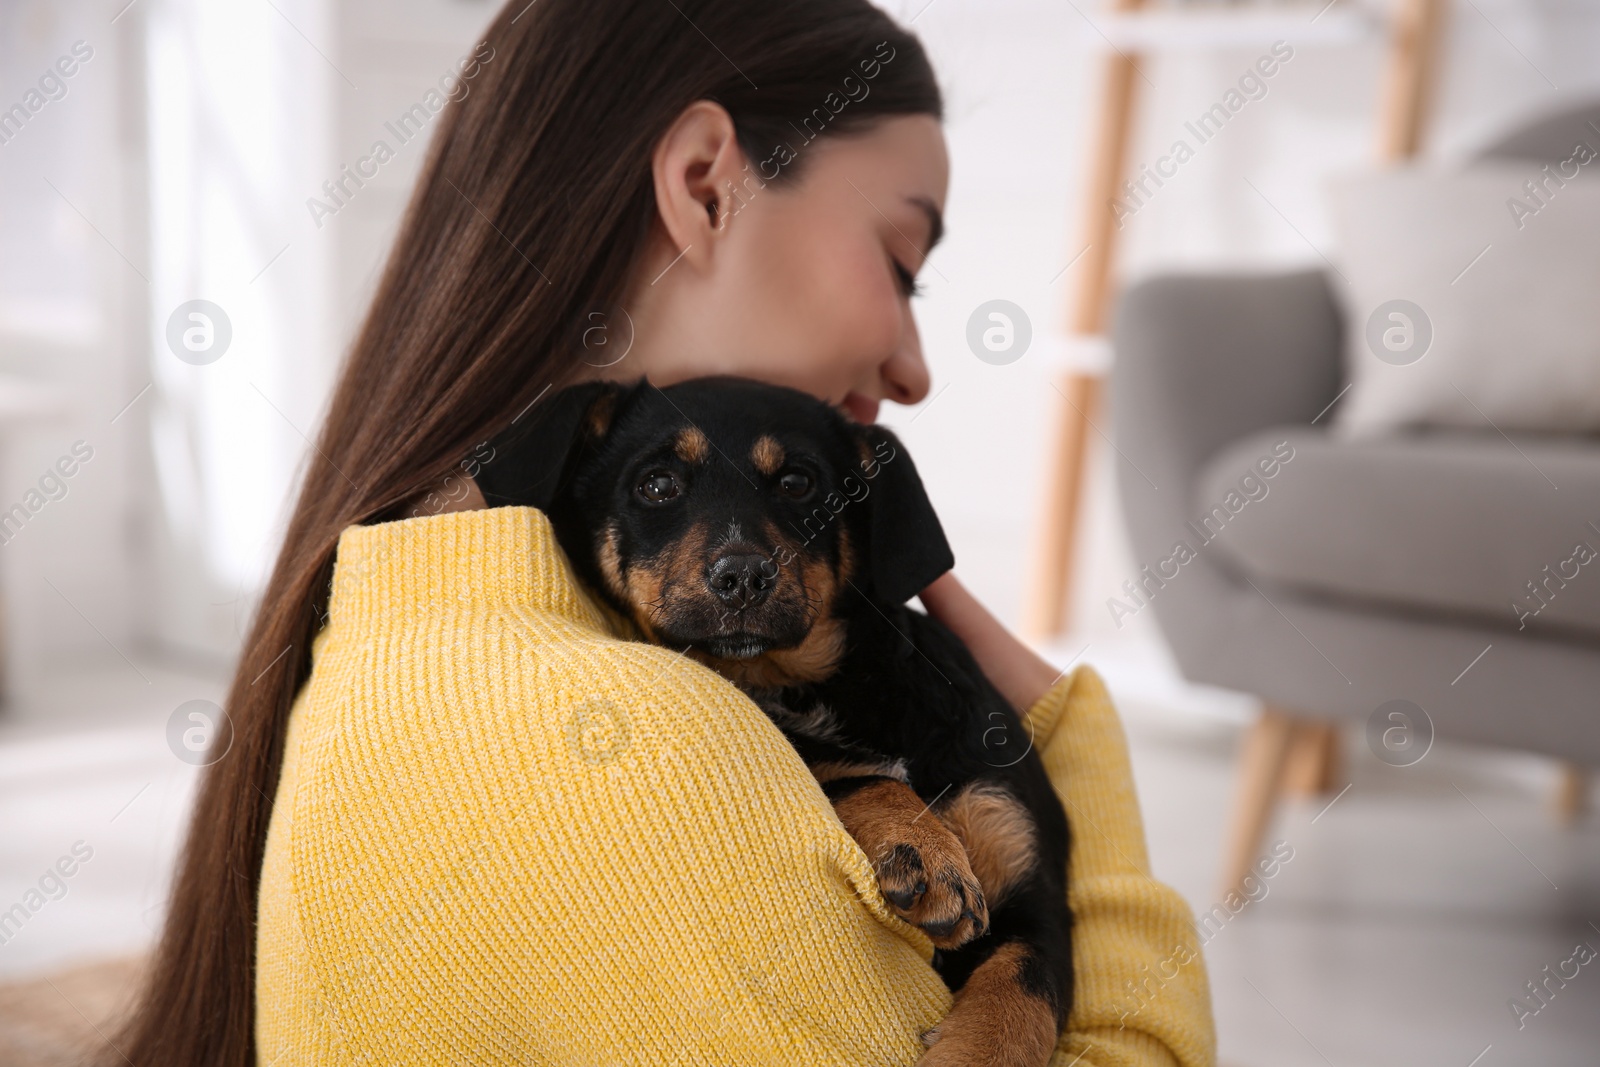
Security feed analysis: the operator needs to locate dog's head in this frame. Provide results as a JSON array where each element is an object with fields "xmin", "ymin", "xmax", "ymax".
[{"xmin": 476, "ymin": 376, "xmax": 954, "ymax": 687}]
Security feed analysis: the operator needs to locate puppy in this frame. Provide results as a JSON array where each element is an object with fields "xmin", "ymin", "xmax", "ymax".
[{"xmin": 476, "ymin": 376, "xmax": 1072, "ymax": 1064}]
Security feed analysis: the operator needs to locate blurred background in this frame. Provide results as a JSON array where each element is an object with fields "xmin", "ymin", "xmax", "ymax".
[{"xmin": 1, "ymin": 0, "xmax": 1597, "ymax": 1063}]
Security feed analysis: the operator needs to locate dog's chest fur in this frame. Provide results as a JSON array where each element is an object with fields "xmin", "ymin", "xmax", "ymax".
[{"xmin": 743, "ymin": 593, "xmax": 1051, "ymax": 814}]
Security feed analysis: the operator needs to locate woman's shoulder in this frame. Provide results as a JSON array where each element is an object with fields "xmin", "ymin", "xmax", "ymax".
[
  {"xmin": 288, "ymin": 599, "xmax": 823, "ymax": 844},
  {"xmin": 291, "ymin": 506, "xmax": 816, "ymax": 814},
  {"xmin": 306, "ymin": 603, "xmax": 769, "ymax": 750}
]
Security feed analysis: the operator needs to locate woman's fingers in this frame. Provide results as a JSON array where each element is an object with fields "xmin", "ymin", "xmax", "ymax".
[{"xmin": 917, "ymin": 571, "xmax": 1059, "ymax": 713}]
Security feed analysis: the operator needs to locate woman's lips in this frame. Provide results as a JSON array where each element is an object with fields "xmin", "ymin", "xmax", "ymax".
[{"xmin": 841, "ymin": 392, "xmax": 880, "ymax": 425}]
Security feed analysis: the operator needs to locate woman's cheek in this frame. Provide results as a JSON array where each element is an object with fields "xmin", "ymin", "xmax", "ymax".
[
  {"xmin": 756, "ymin": 211, "xmax": 900, "ymax": 370},
  {"xmin": 831, "ymin": 263, "xmax": 902, "ymax": 364}
]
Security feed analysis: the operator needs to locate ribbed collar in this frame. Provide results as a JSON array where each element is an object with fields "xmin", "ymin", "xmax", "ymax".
[{"xmin": 327, "ymin": 506, "xmax": 621, "ymax": 632}]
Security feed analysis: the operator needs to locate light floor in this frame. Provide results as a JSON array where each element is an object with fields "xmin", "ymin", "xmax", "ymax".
[{"xmin": 1, "ymin": 643, "xmax": 1596, "ymax": 1067}]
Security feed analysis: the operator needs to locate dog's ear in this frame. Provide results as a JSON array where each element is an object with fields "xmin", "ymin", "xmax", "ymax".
[
  {"xmin": 853, "ymin": 423, "xmax": 955, "ymax": 606},
  {"xmin": 474, "ymin": 379, "xmax": 640, "ymax": 510}
]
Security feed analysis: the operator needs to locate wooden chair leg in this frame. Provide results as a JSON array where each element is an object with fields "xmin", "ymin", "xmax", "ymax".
[
  {"xmin": 1555, "ymin": 763, "xmax": 1589, "ymax": 825},
  {"xmin": 1024, "ymin": 372, "xmax": 1101, "ymax": 639},
  {"xmin": 1219, "ymin": 706, "xmax": 1297, "ymax": 898},
  {"xmin": 1282, "ymin": 720, "xmax": 1341, "ymax": 797}
]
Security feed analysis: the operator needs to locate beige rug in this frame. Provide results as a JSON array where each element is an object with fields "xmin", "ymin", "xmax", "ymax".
[{"xmin": 0, "ymin": 956, "xmax": 146, "ymax": 1067}]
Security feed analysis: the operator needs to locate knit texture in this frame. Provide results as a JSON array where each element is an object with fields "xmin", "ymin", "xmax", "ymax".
[{"xmin": 255, "ymin": 507, "xmax": 1215, "ymax": 1065}]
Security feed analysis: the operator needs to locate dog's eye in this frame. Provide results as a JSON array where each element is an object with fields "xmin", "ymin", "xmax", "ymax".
[
  {"xmin": 637, "ymin": 471, "xmax": 681, "ymax": 504},
  {"xmin": 777, "ymin": 471, "xmax": 813, "ymax": 499}
]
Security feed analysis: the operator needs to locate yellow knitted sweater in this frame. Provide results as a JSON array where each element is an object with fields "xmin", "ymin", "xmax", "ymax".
[{"xmin": 256, "ymin": 507, "xmax": 1215, "ymax": 1066}]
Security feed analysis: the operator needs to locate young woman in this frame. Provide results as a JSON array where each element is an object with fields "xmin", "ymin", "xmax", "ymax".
[{"xmin": 114, "ymin": 1, "xmax": 1215, "ymax": 1064}]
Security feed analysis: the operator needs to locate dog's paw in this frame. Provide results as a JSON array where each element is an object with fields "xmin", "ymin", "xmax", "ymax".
[{"xmin": 874, "ymin": 832, "xmax": 988, "ymax": 950}]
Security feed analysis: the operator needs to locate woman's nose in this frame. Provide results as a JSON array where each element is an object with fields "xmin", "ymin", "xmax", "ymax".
[{"xmin": 881, "ymin": 317, "xmax": 931, "ymax": 406}]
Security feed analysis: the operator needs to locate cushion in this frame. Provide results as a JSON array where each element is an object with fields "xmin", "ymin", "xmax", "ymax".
[
  {"xmin": 1193, "ymin": 426, "xmax": 1600, "ymax": 641},
  {"xmin": 1327, "ymin": 164, "xmax": 1600, "ymax": 436}
]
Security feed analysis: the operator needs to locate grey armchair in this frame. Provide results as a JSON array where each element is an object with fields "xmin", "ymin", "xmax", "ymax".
[{"xmin": 1110, "ymin": 100, "xmax": 1600, "ymax": 894}]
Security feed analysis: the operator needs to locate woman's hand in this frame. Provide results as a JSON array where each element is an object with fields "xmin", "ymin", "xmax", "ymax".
[{"xmin": 918, "ymin": 571, "xmax": 1061, "ymax": 714}]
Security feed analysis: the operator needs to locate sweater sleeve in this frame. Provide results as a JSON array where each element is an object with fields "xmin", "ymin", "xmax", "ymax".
[{"xmin": 1023, "ymin": 665, "xmax": 1217, "ymax": 1067}]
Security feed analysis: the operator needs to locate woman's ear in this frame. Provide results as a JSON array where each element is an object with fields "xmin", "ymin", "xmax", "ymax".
[
  {"xmin": 854, "ymin": 424, "xmax": 955, "ymax": 606},
  {"xmin": 650, "ymin": 100, "xmax": 747, "ymax": 257},
  {"xmin": 476, "ymin": 379, "xmax": 641, "ymax": 510}
]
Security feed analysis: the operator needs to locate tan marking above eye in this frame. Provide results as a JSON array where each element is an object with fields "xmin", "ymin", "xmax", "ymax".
[
  {"xmin": 673, "ymin": 427, "xmax": 710, "ymax": 464},
  {"xmin": 751, "ymin": 435, "xmax": 786, "ymax": 476},
  {"xmin": 855, "ymin": 435, "xmax": 875, "ymax": 471},
  {"xmin": 587, "ymin": 390, "xmax": 622, "ymax": 438}
]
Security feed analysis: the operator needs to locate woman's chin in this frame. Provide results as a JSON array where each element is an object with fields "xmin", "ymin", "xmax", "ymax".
[{"xmin": 840, "ymin": 391, "xmax": 880, "ymax": 425}]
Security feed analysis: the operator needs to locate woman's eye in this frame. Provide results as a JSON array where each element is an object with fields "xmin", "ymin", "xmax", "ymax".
[
  {"xmin": 893, "ymin": 260, "xmax": 926, "ymax": 299},
  {"xmin": 637, "ymin": 471, "xmax": 681, "ymax": 503},
  {"xmin": 778, "ymin": 471, "xmax": 813, "ymax": 498}
]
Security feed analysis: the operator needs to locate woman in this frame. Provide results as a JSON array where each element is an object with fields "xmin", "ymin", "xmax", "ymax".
[{"xmin": 114, "ymin": 1, "xmax": 1214, "ymax": 1064}]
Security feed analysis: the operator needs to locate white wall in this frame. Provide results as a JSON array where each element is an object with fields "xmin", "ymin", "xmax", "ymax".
[
  {"xmin": 0, "ymin": 0, "xmax": 145, "ymax": 697},
  {"xmin": 325, "ymin": 0, "xmax": 501, "ymax": 348},
  {"xmin": 139, "ymin": 0, "xmax": 338, "ymax": 663}
]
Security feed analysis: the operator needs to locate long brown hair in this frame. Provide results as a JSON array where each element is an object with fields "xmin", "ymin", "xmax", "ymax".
[{"xmin": 112, "ymin": 1, "xmax": 940, "ymax": 1064}]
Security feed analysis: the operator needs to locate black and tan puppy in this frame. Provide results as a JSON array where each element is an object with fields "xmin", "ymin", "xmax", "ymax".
[{"xmin": 476, "ymin": 376, "xmax": 1072, "ymax": 1064}]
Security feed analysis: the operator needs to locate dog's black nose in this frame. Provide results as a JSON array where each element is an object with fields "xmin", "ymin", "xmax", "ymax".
[{"xmin": 707, "ymin": 553, "xmax": 776, "ymax": 609}]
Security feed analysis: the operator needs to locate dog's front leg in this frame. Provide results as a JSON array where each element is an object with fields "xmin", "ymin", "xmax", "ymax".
[
  {"xmin": 816, "ymin": 768, "xmax": 989, "ymax": 950},
  {"xmin": 916, "ymin": 940, "xmax": 1061, "ymax": 1067}
]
